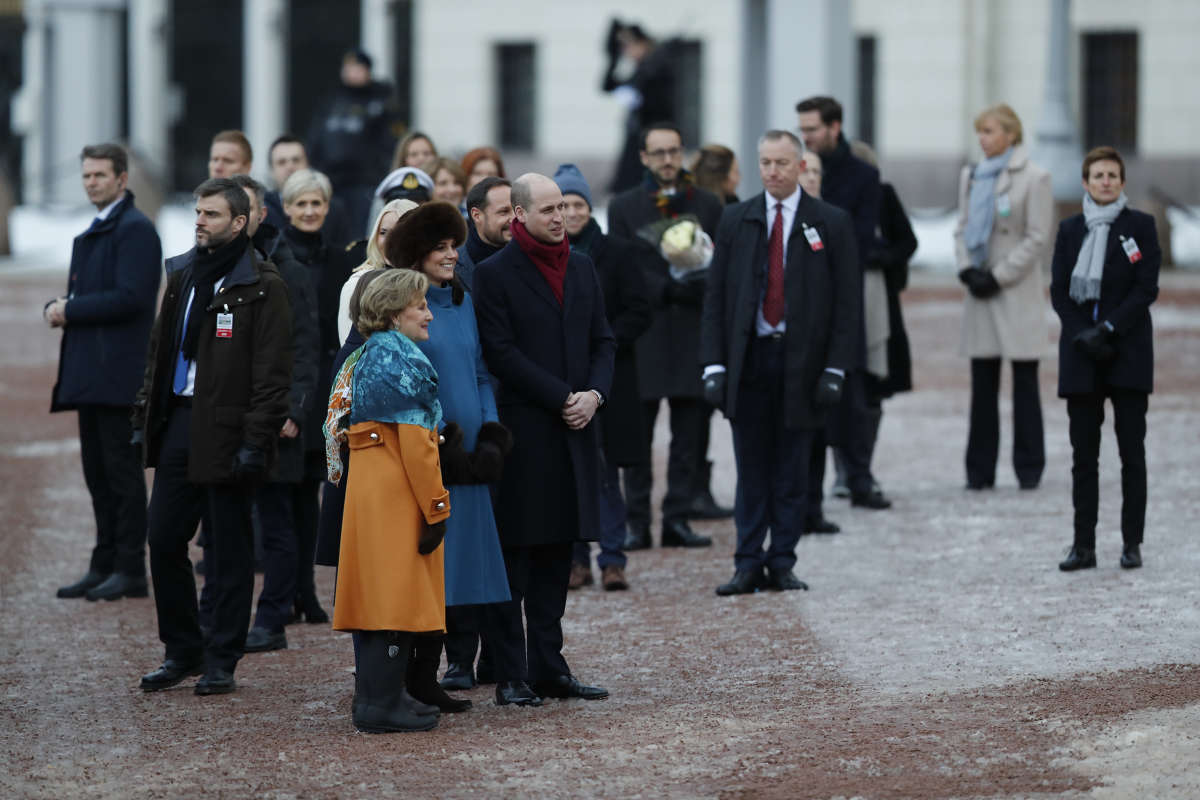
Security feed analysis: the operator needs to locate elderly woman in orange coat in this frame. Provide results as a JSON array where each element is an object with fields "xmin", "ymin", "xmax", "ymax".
[{"xmin": 326, "ymin": 268, "xmax": 450, "ymax": 733}]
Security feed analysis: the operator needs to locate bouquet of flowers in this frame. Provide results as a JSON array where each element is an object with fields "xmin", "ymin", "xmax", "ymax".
[{"xmin": 637, "ymin": 214, "xmax": 714, "ymax": 280}]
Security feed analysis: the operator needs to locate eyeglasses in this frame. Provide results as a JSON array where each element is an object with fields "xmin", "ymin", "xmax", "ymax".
[{"xmin": 645, "ymin": 147, "xmax": 683, "ymax": 160}]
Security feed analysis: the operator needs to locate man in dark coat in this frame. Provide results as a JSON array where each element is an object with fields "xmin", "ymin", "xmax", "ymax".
[
  {"xmin": 607, "ymin": 122, "xmax": 724, "ymax": 550},
  {"xmin": 555, "ymin": 164, "xmax": 653, "ymax": 592},
  {"xmin": 455, "ymin": 176, "xmax": 514, "ymax": 290},
  {"xmin": 133, "ymin": 178, "xmax": 292, "ymax": 696},
  {"xmin": 700, "ymin": 130, "xmax": 859, "ymax": 596},
  {"xmin": 473, "ymin": 173, "xmax": 616, "ymax": 707},
  {"xmin": 47, "ymin": 143, "xmax": 162, "ymax": 602},
  {"xmin": 797, "ymin": 95, "xmax": 890, "ymax": 522}
]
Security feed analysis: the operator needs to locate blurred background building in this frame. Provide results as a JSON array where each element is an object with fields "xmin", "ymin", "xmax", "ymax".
[{"xmin": 2, "ymin": 0, "xmax": 1199, "ymax": 260}]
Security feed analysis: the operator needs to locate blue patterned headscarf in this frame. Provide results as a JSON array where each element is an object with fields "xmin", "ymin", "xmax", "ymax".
[{"xmin": 349, "ymin": 329, "xmax": 442, "ymax": 431}]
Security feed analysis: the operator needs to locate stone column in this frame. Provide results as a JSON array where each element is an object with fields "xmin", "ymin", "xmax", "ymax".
[
  {"xmin": 243, "ymin": 0, "xmax": 287, "ymax": 181},
  {"xmin": 1032, "ymin": 0, "xmax": 1081, "ymax": 201}
]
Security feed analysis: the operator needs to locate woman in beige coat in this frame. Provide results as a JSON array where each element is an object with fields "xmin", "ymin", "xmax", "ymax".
[{"xmin": 954, "ymin": 104, "xmax": 1053, "ymax": 490}]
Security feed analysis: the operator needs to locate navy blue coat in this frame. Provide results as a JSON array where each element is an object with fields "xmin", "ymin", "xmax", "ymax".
[
  {"xmin": 473, "ymin": 240, "xmax": 616, "ymax": 547},
  {"xmin": 1050, "ymin": 207, "xmax": 1160, "ymax": 397},
  {"xmin": 51, "ymin": 192, "xmax": 162, "ymax": 411}
]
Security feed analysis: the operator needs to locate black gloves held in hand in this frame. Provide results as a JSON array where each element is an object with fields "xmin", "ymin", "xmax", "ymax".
[
  {"xmin": 958, "ymin": 267, "xmax": 1001, "ymax": 299},
  {"xmin": 469, "ymin": 421, "xmax": 514, "ymax": 484},
  {"xmin": 703, "ymin": 371, "xmax": 727, "ymax": 411},
  {"xmin": 662, "ymin": 278, "xmax": 706, "ymax": 308},
  {"xmin": 438, "ymin": 422, "xmax": 473, "ymax": 485},
  {"xmin": 419, "ymin": 520, "xmax": 446, "ymax": 555},
  {"xmin": 1074, "ymin": 324, "xmax": 1116, "ymax": 361},
  {"xmin": 814, "ymin": 372, "xmax": 845, "ymax": 408},
  {"xmin": 231, "ymin": 443, "xmax": 267, "ymax": 480}
]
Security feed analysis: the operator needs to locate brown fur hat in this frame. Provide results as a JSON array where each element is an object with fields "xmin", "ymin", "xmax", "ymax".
[{"xmin": 384, "ymin": 200, "xmax": 467, "ymax": 269}]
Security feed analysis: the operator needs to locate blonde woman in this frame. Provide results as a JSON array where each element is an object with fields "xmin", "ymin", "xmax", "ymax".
[
  {"xmin": 953, "ymin": 104, "xmax": 1053, "ymax": 491},
  {"xmin": 337, "ymin": 198, "xmax": 419, "ymax": 343}
]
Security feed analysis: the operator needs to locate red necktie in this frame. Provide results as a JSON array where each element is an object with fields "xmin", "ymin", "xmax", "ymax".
[{"xmin": 763, "ymin": 203, "xmax": 785, "ymax": 326}]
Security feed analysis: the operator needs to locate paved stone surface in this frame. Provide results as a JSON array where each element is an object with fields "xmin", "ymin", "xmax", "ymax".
[{"xmin": 2, "ymin": 262, "xmax": 1199, "ymax": 799}]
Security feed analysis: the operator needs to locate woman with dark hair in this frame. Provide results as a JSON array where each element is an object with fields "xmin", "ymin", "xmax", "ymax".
[
  {"xmin": 385, "ymin": 201, "xmax": 513, "ymax": 703},
  {"xmin": 1051, "ymin": 146, "xmax": 1159, "ymax": 572},
  {"xmin": 392, "ymin": 130, "xmax": 437, "ymax": 170},
  {"xmin": 460, "ymin": 147, "xmax": 506, "ymax": 191},
  {"xmin": 427, "ymin": 156, "xmax": 468, "ymax": 215},
  {"xmin": 690, "ymin": 144, "xmax": 740, "ymax": 205}
]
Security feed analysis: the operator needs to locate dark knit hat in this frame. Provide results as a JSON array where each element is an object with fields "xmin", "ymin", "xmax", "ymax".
[
  {"xmin": 385, "ymin": 201, "xmax": 467, "ymax": 269},
  {"xmin": 553, "ymin": 164, "xmax": 593, "ymax": 209}
]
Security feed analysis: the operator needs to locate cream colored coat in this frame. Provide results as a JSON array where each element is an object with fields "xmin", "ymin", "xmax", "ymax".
[{"xmin": 954, "ymin": 145, "xmax": 1053, "ymax": 360}]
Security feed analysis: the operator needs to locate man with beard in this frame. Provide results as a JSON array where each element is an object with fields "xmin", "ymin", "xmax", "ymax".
[
  {"xmin": 134, "ymin": 178, "xmax": 292, "ymax": 695},
  {"xmin": 472, "ymin": 173, "xmax": 615, "ymax": 707},
  {"xmin": 608, "ymin": 122, "xmax": 724, "ymax": 551},
  {"xmin": 455, "ymin": 176, "xmax": 514, "ymax": 290}
]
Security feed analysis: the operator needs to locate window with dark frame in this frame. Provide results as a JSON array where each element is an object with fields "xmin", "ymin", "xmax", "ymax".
[
  {"xmin": 496, "ymin": 43, "xmax": 536, "ymax": 151},
  {"xmin": 856, "ymin": 35, "xmax": 877, "ymax": 148},
  {"xmin": 1081, "ymin": 31, "xmax": 1138, "ymax": 153}
]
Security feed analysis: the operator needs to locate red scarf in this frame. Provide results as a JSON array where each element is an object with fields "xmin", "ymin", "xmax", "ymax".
[{"xmin": 511, "ymin": 218, "xmax": 569, "ymax": 305}]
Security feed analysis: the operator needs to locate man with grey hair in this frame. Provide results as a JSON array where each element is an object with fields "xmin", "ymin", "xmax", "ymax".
[
  {"xmin": 699, "ymin": 129, "xmax": 860, "ymax": 596},
  {"xmin": 473, "ymin": 173, "xmax": 616, "ymax": 706}
]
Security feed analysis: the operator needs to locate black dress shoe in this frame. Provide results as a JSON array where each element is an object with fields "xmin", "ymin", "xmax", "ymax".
[
  {"xmin": 767, "ymin": 568, "xmax": 809, "ymax": 591},
  {"xmin": 716, "ymin": 568, "xmax": 765, "ymax": 596},
  {"xmin": 57, "ymin": 571, "xmax": 108, "ymax": 599},
  {"xmin": 85, "ymin": 573, "xmax": 148, "ymax": 602},
  {"xmin": 1120, "ymin": 544, "xmax": 1142, "ymax": 569},
  {"xmin": 244, "ymin": 626, "xmax": 287, "ymax": 652},
  {"xmin": 622, "ymin": 521, "xmax": 652, "ymax": 551},
  {"xmin": 533, "ymin": 674, "xmax": 609, "ymax": 700},
  {"xmin": 804, "ymin": 516, "xmax": 841, "ymax": 534},
  {"xmin": 195, "ymin": 668, "xmax": 236, "ymax": 695},
  {"xmin": 687, "ymin": 489, "xmax": 734, "ymax": 520},
  {"xmin": 661, "ymin": 518, "xmax": 712, "ymax": 548},
  {"xmin": 965, "ymin": 480, "xmax": 994, "ymax": 491},
  {"xmin": 1059, "ymin": 546, "xmax": 1097, "ymax": 572},
  {"xmin": 439, "ymin": 662, "xmax": 476, "ymax": 691},
  {"xmin": 495, "ymin": 680, "xmax": 543, "ymax": 707},
  {"xmin": 140, "ymin": 659, "xmax": 204, "ymax": 692},
  {"xmin": 850, "ymin": 489, "xmax": 892, "ymax": 509},
  {"xmin": 1018, "ymin": 480, "xmax": 1040, "ymax": 490}
]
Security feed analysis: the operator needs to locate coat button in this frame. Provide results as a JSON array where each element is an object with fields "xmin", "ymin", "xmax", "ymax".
[
  {"xmin": 369, "ymin": 432, "xmax": 379, "ymax": 440},
  {"xmin": 436, "ymin": 502, "xmax": 446, "ymax": 510}
]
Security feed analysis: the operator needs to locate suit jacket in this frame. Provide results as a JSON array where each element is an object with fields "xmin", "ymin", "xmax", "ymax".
[
  {"xmin": 1050, "ymin": 207, "xmax": 1160, "ymax": 397},
  {"xmin": 473, "ymin": 240, "xmax": 616, "ymax": 546},
  {"xmin": 699, "ymin": 190, "xmax": 860, "ymax": 431}
]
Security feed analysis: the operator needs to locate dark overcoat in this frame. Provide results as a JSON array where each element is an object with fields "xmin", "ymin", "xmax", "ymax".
[
  {"xmin": 868, "ymin": 182, "xmax": 917, "ymax": 396},
  {"xmin": 472, "ymin": 241, "xmax": 616, "ymax": 547},
  {"xmin": 607, "ymin": 182, "xmax": 724, "ymax": 399},
  {"xmin": 589, "ymin": 226, "xmax": 653, "ymax": 466},
  {"xmin": 134, "ymin": 244, "xmax": 293, "ymax": 483},
  {"xmin": 51, "ymin": 192, "xmax": 162, "ymax": 411},
  {"xmin": 699, "ymin": 191, "xmax": 860, "ymax": 431},
  {"xmin": 1049, "ymin": 207, "xmax": 1160, "ymax": 397},
  {"xmin": 314, "ymin": 327, "xmax": 365, "ymax": 567}
]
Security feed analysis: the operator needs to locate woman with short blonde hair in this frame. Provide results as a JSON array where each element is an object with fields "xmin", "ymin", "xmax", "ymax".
[{"xmin": 281, "ymin": 168, "xmax": 333, "ymax": 207}]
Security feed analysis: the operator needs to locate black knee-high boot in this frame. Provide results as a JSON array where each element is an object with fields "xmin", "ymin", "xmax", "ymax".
[
  {"xmin": 353, "ymin": 631, "xmax": 440, "ymax": 733},
  {"xmin": 407, "ymin": 632, "xmax": 472, "ymax": 712}
]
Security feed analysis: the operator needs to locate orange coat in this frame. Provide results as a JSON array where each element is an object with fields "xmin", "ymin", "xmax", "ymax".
[{"xmin": 332, "ymin": 420, "xmax": 451, "ymax": 632}]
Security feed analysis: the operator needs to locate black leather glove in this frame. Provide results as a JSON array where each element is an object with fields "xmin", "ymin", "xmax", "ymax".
[
  {"xmin": 959, "ymin": 267, "xmax": 1001, "ymax": 299},
  {"xmin": 438, "ymin": 422, "xmax": 473, "ymax": 485},
  {"xmin": 130, "ymin": 428, "xmax": 145, "ymax": 447},
  {"xmin": 814, "ymin": 371, "xmax": 845, "ymax": 408},
  {"xmin": 419, "ymin": 520, "xmax": 447, "ymax": 555},
  {"xmin": 231, "ymin": 443, "xmax": 267, "ymax": 481},
  {"xmin": 703, "ymin": 371, "xmax": 727, "ymax": 411},
  {"xmin": 1074, "ymin": 324, "xmax": 1116, "ymax": 361},
  {"xmin": 662, "ymin": 278, "xmax": 706, "ymax": 308},
  {"xmin": 469, "ymin": 421, "xmax": 514, "ymax": 484}
]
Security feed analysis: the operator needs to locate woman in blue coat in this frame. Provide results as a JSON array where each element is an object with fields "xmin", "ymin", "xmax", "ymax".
[
  {"xmin": 1050, "ymin": 147, "xmax": 1160, "ymax": 573},
  {"xmin": 385, "ymin": 201, "xmax": 513, "ymax": 702}
]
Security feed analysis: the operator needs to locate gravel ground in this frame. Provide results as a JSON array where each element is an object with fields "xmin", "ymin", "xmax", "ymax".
[{"xmin": 2, "ymin": 263, "xmax": 1199, "ymax": 799}]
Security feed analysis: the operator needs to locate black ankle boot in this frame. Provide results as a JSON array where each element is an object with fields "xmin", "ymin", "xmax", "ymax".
[
  {"xmin": 1059, "ymin": 546, "xmax": 1097, "ymax": 572},
  {"xmin": 352, "ymin": 632, "xmax": 439, "ymax": 733},
  {"xmin": 407, "ymin": 633, "xmax": 472, "ymax": 713}
]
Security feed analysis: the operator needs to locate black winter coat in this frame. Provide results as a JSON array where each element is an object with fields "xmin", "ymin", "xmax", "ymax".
[
  {"xmin": 699, "ymin": 191, "xmax": 860, "ymax": 431},
  {"xmin": 607, "ymin": 182, "xmax": 724, "ymax": 399},
  {"xmin": 866, "ymin": 183, "xmax": 917, "ymax": 396},
  {"xmin": 51, "ymin": 193, "xmax": 162, "ymax": 411},
  {"xmin": 473, "ymin": 241, "xmax": 616, "ymax": 546},
  {"xmin": 1050, "ymin": 207, "xmax": 1160, "ymax": 397},
  {"xmin": 134, "ymin": 245, "xmax": 293, "ymax": 483},
  {"xmin": 306, "ymin": 80, "xmax": 398, "ymax": 190},
  {"xmin": 314, "ymin": 327, "xmax": 365, "ymax": 567}
]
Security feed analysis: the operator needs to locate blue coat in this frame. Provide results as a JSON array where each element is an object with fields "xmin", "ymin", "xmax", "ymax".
[
  {"xmin": 1050, "ymin": 207, "xmax": 1160, "ymax": 397},
  {"xmin": 51, "ymin": 192, "xmax": 162, "ymax": 411},
  {"xmin": 418, "ymin": 285, "xmax": 510, "ymax": 605},
  {"xmin": 473, "ymin": 241, "xmax": 616, "ymax": 547}
]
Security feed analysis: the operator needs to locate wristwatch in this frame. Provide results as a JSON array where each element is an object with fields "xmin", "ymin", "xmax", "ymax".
[{"xmin": 589, "ymin": 389, "xmax": 605, "ymax": 407}]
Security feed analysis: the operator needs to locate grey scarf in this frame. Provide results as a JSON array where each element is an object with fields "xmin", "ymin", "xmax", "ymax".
[
  {"xmin": 1069, "ymin": 191, "xmax": 1128, "ymax": 304},
  {"xmin": 963, "ymin": 148, "xmax": 1012, "ymax": 267}
]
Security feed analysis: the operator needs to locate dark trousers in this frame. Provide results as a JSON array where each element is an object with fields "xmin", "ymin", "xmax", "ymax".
[
  {"xmin": 1067, "ymin": 389, "xmax": 1148, "ymax": 548},
  {"xmin": 573, "ymin": 458, "xmax": 628, "ymax": 569},
  {"xmin": 253, "ymin": 481, "xmax": 298, "ymax": 632},
  {"xmin": 482, "ymin": 542, "xmax": 573, "ymax": 683},
  {"xmin": 147, "ymin": 407, "xmax": 255, "ymax": 672},
  {"xmin": 293, "ymin": 464, "xmax": 322, "ymax": 604},
  {"xmin": 624, "ymin": 396, "xmax": 705, "ymax": 526},
  {"xmin": 966, "ymin": 358, "xmax": 1045, "ymax": 486},
  {"xmin": 444, "ymin": 604, "xmax": 483, "ymax": 665},
  {"xmin": 731, "ymin": 336, "xmax": 812, "ymax": 572},
  {"xmin": 78, "ymin": 405, "xmax": 147, "ymax": 577}
]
